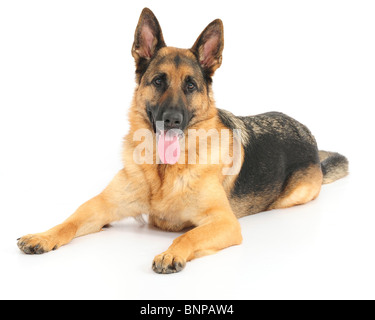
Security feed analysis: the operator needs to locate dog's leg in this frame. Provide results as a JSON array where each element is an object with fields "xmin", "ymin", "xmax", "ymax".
[
  {"xmin": 152, "ymin": 186, "xmax": 243, "ymax": 274},
  {"xmin": 18, "ymin": 169, "xmax": 148, "ymax": 254},
  {"xmin": 268, "ymin": 164, "xmax": 323, "ymax": 210}
]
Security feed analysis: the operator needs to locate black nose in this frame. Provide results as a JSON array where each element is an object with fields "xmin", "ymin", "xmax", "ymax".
[{"xmin": 162, "ymin": 110, "xmax": 183, "ymax": 130}]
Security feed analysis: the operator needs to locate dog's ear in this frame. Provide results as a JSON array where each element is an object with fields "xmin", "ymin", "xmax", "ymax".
[
  {"xmin": 191, "ymin": 19, "xmax": 224, "ymax": 77},
  {"xmin": 132, "ymin": 8, "xmax": 166, "ymax": 81}
]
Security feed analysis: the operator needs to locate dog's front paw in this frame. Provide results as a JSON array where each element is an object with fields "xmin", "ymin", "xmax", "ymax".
[
  {"xmin": 17, "ymin": 233, "xmax": 59, "ymax": 255},
  {"xmin": 152, "ymin": 252, "xmax": 186, "ymax": 274}
]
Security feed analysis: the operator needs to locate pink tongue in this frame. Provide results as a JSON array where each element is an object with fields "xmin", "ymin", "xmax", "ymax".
[{"xmin": 158, "ymin": 131, "xmax": 181, "ymax": 164}]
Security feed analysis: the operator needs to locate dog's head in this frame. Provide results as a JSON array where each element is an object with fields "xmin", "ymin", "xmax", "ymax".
[{"xmin": 131, "ymin": 8, "xmax": 224, "ymax": 135}]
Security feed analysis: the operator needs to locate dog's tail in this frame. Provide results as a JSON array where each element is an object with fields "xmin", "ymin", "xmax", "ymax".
[{"xmin": 319, "ymin": 150, "xmax": 349, "ymax": 184}]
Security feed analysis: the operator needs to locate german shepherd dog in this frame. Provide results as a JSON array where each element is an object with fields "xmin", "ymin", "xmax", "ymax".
[{"xmin": 17, "ymin": 8, "xmax": 348, "ymax": 273}]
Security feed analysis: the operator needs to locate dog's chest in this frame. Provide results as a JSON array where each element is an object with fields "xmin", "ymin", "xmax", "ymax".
[{"xmin": 149, "ymin": 167, "xmax": 200, "ymax": 221}]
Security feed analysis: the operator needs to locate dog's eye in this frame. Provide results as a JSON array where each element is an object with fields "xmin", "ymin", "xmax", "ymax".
[
  {"xmin": 153, "ymin": 77, "xmax": 163, "ymax": 87},
  {"xmin": 186, "ymin": 81, "xmax": 196, "ymax": 92}
]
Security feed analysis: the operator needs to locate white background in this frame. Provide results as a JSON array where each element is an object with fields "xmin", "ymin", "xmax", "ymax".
[{"xmin": 1, "ymin": 0, "xmax": 374, "ymax": 300}]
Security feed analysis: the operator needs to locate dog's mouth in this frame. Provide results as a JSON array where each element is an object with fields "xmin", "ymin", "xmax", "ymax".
[
  {"xmin": 156, "ymin": 128, "xmax": 183, "ymax": 165},
  {"xmin": 146, "ymin": 105, "xmax": 196, "ymax": 164}
]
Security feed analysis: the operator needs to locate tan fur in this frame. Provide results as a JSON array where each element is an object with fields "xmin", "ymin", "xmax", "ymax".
[
  {"xmin": 230, "ymin": 194, "xmax": 274, "ymax": 218},
  {"xmin": 318, "ymin": 150, "xmax": 332, "ymax": 162},
  {"xmin": 268, "ymin": 165, "xmax": 323, "ymax": 210},
  {"xmin": 17, "ymin": 43, "xmax": 243, "ymax": 272}
]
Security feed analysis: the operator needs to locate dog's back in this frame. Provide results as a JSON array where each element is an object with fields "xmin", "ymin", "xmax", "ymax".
[{"xmin": 218, "ymin": 109, "xmax": 348, "ymax": 217}]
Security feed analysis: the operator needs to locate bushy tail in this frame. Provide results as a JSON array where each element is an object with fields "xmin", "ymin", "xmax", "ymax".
[{"xmin": 319, "ymin": 151, "xmax": 349, "ymax": 184}]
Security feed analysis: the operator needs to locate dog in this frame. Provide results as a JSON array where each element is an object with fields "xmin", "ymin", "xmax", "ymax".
[{"xmin": 17, "ymin": 8, "xmax": 348, "ymax": 274}]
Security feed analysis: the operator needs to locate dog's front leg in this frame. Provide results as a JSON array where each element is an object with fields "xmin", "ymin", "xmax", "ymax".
[
  {"xmin": 152, "ymin": 195, "xmax": 243, "ymax": 274},
  {"xmin": 17, "ymin": 169, "xmax": 148, "ymax": 254}
]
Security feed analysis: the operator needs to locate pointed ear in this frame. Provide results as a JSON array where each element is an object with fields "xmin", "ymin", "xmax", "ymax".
[
  {"xmin": 191, "ymin": 19, "xmax": 224, "ymax": 77},
  {"xmin": 132, "ymin": 8, "xmax": 166, "ymax": 80}
]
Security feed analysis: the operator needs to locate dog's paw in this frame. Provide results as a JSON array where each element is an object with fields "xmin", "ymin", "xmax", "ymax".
[
  {"xmin": 152, "ymin": 252, "xmax": 186, "ymax": 274},
  {"xmin": 17, "ymin": 233, "xmax": 59, "ymax": 255}
]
